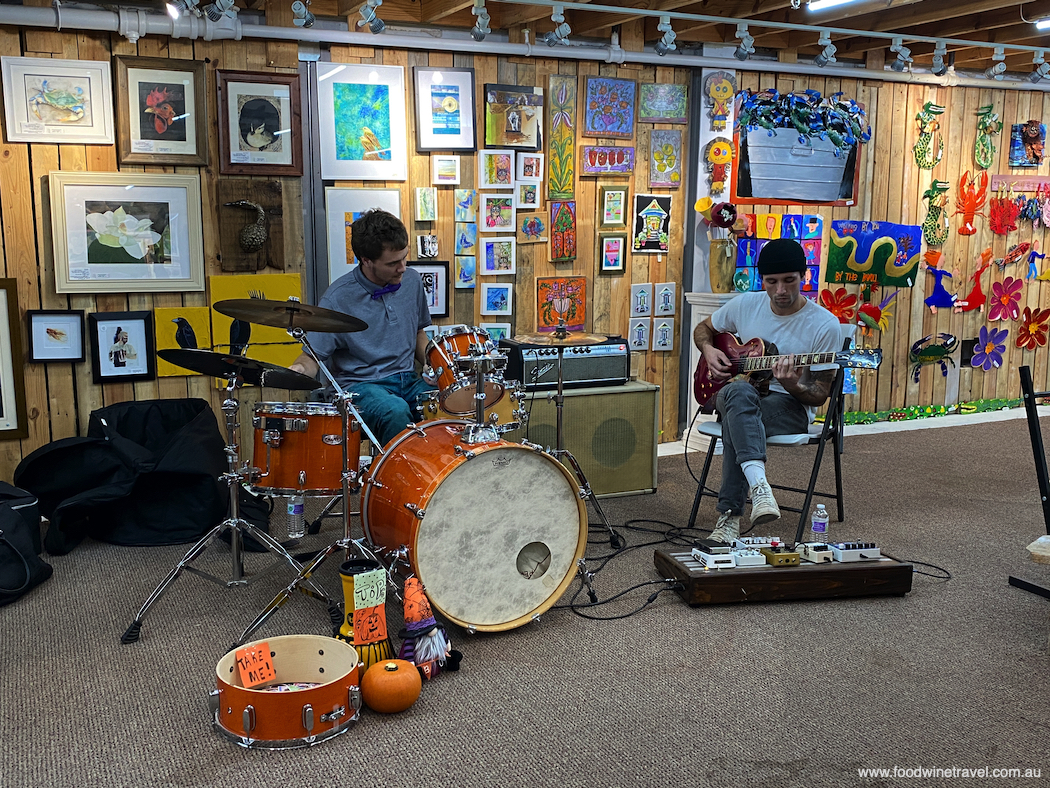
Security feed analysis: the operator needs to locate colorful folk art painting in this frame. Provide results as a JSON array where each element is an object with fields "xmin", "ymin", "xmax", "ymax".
[
  {"xmin": 580, "ymin": 146, "xmax": 635, "ymax": 176},
  {"xmin": 583, "ymin": 77, "xmax": 637, "ymax": 139},
  {"xmin": 478, "ymin": 150, "xmax": 514, "ymax": 188},
  {"xmin": 480, "ymin": 194, "xmax": 515, "ymax": 232},
  {"xmin": 481, "ymin": 237, "xmax": 516, "ymax": 274},
  {"xmin": 454, "ymin": 189, "xmax": 476, "ymax": 222},
  {"xmin": 484, "ymin": 84, "xmax": 543, "ymax": 151},
  {"xmin": 649, "ymin": 130, "xmax": 682, "ymax": 188},
  {"xmin": 550, "ymin": 200, "xmax": 577, "ymax": 262},
  {"xmin": 517, "ymin": 214, "xmax": 548, "ymax": 244},
  {"xmin": 599, "ymin": 233, "xmax": 627, "ymax": 273},
  {"xmin": 537, "ymin": 276, "xmax": 586, "ymax": 332},
  {"xmin": 1009, "ymin": 121, "xmax": 1046, "ymax": 167},
  {"xmin": 825, "ymin": 220, "xmax": 923, "ymax": 289},
  {"xmin": 632, "ymin": 194, "xmax": 671, "ymax": 253},
  {"xmin": 333, "ymin": 83, "xmax": 391, "ymax": 162},
  {"xmin": 548, "ymin": 75, "xmax": 577, "ymax": 200},
  {"xmin": 638, "ymin": 83, "xmax": 688, "ymax": 124}
]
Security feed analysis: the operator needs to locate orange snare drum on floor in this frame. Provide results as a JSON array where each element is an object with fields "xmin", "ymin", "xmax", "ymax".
[
  {"xmin": 210, "ymin": 634, "xmax": 362, "ymax": 750},
  {"xmin": 416, "ymin": 382, "xmax": 527, "ymax": 434},
  {"xmin": 251, "ymin": 402, "xmax": 360, "ymax": 496},
  {"xmin": 361, "ymin": 420, "xmax": 587, "ymax": 632},
  {"xmin": 424, "ymin": 326, "xmax": 507, "ymax": 415}
]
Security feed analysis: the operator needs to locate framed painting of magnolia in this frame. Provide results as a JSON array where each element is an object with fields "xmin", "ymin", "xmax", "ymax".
[{"xmin": 1, "ymin": 56, "xmax": 113, "ymax": 144}]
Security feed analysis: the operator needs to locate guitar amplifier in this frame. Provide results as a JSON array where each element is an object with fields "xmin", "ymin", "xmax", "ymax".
[{"xmin": 499, "ymin": 336, "xmax": 630, "ymax": 391}]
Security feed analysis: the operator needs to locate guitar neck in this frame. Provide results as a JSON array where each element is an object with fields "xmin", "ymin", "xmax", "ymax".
[{"xmin": 733, "ymin": 351, "xmax": 835, "ymax": 373}]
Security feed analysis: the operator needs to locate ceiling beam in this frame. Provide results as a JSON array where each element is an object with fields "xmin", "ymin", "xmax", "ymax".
[
  {"xmin": 572, "ymin": 0, "xmax": 700, "ymax": 37},
  {"xmin": 497, "ymin": 0, "xmax": 595, "ymax": 28},
  {"xmin": 421, "ymin": 0, "xmax": 475, "ymax": 23},
  {"xmin": 751, "ymin": 0, "xmax": 924, "ymax": 43}
]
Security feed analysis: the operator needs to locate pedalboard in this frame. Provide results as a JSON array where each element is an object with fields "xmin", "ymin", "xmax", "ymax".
[
  {"xmin": 691, "ymin": 547, "xmax": 737, "ymax": 569},
  {"xmin": 760, "ymin": 546, "xmax": 800, "ymax": 566},
  {"xmin": 732, "ymin": 536, "xmax": 785, "ymax": 550},
  {"xmin": 831, "ymin": 542, "xmax": 882, "ymax": 562},
  {"xmin": 797, "ymin": 542, "xmax": 835, "ymax": 564}
]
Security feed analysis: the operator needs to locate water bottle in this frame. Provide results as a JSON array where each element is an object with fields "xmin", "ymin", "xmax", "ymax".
[
  {"xmin": 286, "ymin": 493, "xmax": 305, "ymax": 540},
  {"xmin": 809, "ymin": 504, "xmax": 829, "ymax": 544}
]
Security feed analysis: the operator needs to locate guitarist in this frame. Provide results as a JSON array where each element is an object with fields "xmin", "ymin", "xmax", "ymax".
[{"xmin": 692, "ymin": 238, "xmax": 842, "ymax": 543}]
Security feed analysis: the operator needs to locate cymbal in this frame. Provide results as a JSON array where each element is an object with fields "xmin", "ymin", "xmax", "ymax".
[
  {"xmin": 158, "ymin": 349, "xmax": 321, "ymax": 391},
  {"xmin": 512, "ymin": 331, "xmax": 609, "ymax": 347},
  {"xmin": 213, "ymin": 298, "xmax": 367, "ymax": 333}
]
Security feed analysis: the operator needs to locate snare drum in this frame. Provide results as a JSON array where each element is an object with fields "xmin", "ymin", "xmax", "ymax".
[
  {"xmin": 424, "ymin": 326, "xmax": 507, "ymax": 415},
  {"xmin": 211, "ymin": 634, "xmax": 361, "ymax": 750},
  {"xmin": 362, "ymin": 420, "xmax": 587, "ymax": 632},
  {"xmin": 416, "ymin": 381, "xmax": 527, "ymax": 434},
  {"xmin": 251, "ymin": 402, "xmax": 360, "ymax": 496}
]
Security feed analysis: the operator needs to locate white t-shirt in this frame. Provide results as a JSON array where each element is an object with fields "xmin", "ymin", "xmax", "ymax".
[{"xmin": 710, "ymin": 292, "xmax": 842, "ymax": 421}]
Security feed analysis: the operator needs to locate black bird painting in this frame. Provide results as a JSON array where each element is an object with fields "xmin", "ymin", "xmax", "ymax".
[
  {"xmin": 171, "ymin": 317, "xmax": 197, "ymax": 350},
  {"xmin": 229, "ymin": 319, "xmax": 251, "ymax": 357}
]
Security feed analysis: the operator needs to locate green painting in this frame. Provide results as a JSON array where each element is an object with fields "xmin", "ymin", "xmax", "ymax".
[
  {"xmin": 334, "ymin": 83, "xmax": 391, "ymax": 162},
  {"xmin": 548, "ymin": 75, "xmax": 576, "ymax": 200}
]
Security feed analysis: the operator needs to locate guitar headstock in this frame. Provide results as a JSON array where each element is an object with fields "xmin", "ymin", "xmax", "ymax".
[{"xmin": 836, "ymin": 348, "xmax": 883, "ymax": 370}]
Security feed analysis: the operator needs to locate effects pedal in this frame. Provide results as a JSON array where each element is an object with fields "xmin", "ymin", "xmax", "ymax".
[
  {"xmin": 760, "ymin": 546, "xmax": 800, "ymax": 567},
  {"xmin": 691, "ymin": 546, "xmax": 737, "ymax": 569},
  {"xmin": 831, "ymin": 542, "xmax": 882, "ymax": 562},
  {"xmin": 732, "ymin": 536, "xmax": 786, "ymax": 550},
  {"xmin": 730, "ymin": 547, "xmax": 767, "ymax": 567},
  {"xmin": 797, "ymin": 542, "xmax": 835, "ymax": 564}
]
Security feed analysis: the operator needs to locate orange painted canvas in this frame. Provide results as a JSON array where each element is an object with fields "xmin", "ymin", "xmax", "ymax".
[{"xmin": 537, "ymin": 276, "xmax": 586, "ymax": 332}]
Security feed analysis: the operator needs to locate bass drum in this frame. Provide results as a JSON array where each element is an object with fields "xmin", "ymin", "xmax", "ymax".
[{"xmin": 361, "ymin": 420, "xmax": 587, "ymax": 632}]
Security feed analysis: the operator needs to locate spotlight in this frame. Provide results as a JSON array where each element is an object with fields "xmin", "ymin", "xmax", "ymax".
[
  {"xmin": 470, "ymin": 0, "xmax": 490, "ymax": 41},
  {"xmin": 543, "ymin": 5, "xmax": 570, "ymax": 47},
  {"xmin": 734, "ymin": 23, "xmax": 754, "ymax": 62},
  {"xmin": 1030, "ymin": 52, "xmax": 1050, "ymax": 83},
  {"xmin": 931, "ymin": 40, "xmax": 948, "ymax": 77},
  {"xmin": 166, "ymin": 0, "xmax": 200, "ymax": 18},
  {"xmin": 654, "ymin": 15, "xmax": 677, "ymax": 56},
  {"xmin": 812, "ymin": 31, "xmax": 836, "ymax": 67},
  {"xmin": 1037, "ymin": 18, "xmax": 1050, "ymax": 30},
  {"xmin": 203, "ymin": 0, "xmax": 235, "ymax": 20},
  {"xmin": 985, "ymin": 46, "xmax": 1007, "ymax": 80},
  {"xmin": 357, "ymin": 0, "xmax": 385, "ymax": 34},
  {"xmin": 291, "ymin": 0, "xmax": 314, "ymax": 27},
  {"xmin": 889, "ymin": 36, "xmax": 912, "ymax": 72}
]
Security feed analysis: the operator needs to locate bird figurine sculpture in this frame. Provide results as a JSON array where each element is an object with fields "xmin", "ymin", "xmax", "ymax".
[
  {"xmin": 224, "ymin": 200, "xmax": 269, "ymax": 253},
  {"xmin": 171, "ymin": 317, "xmax": 197, "ymax": 350}
]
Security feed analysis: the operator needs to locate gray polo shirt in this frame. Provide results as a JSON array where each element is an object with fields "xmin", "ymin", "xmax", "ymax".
[{"xmin": 309, "ymin": 265, "xmax": 431, "ymax": 384}]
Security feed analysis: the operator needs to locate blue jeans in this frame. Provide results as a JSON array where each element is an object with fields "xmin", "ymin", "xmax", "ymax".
[
  {"xmin": 345, "ymin": 372, "xmax": 435, "ymax": 448},
  {"xmin": 714, "ymin": 380, "xmax": 809, "ymax": 516}
]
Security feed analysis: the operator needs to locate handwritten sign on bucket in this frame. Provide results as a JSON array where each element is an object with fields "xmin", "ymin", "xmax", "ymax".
[{"xmin": 235, "ymin": 642, "xmax": 276, "ymax": 689}]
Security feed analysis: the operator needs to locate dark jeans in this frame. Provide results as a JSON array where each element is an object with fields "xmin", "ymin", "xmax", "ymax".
[
  {"xmin": 342, "ymin": 372, "xmax": 435, "ymax": 448},
  {"xmin": 714, "ymin": 380, "xmax": 809, "ymax": 516}
]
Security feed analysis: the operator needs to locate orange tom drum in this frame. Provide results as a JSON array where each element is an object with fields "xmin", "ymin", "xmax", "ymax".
[
  {"xmin": 424, "ymin": 326, "xmax": 507, "ymax": 415},
  {"xmin": 416, "ymin": 381, "xmax": 527, "ymax": 434},
  {"xmin": 361, "ymin": 420, "xmax": 587, "ymax": 632}
]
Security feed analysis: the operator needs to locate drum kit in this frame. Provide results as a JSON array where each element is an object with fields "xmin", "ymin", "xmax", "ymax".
[{"xmin": 122, "ymin": 297, "xmax": 621, "ymax": 651}]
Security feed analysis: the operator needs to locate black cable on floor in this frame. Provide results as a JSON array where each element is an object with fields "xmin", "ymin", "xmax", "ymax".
[{"xmin": 880, "ymin": 552, "xmax": 952, "ymax": 581}]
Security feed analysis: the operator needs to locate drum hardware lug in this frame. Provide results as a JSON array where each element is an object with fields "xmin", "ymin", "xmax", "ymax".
[
  {"xmin": 408, "ymin": 424, "xmax": 426, "ymax": 437},
  {"xmin": 207, "ymin": 688, "xmax": 220, "ymax": 716},
  {"xmin": 263, "ymin": 429, "xmax": 282, "ymax": 447},
  {"xmin": 487, "ymin": 413, "xmax": 499, "ymax": 425},
  {"xmin": 320, "ymin": 705, "xmax": 346, "ymax": 723},
  {"xmin": 343, "ymin": 470, "xmax": 358, "ymax": 483},
  {"xmin": 251, "ymin": 416, "xmax": 262, "ymax": 429},
  {"xmin": 404, "ymin": 503, "xmax": 426, "ymax": 519},
  {"xmin": 578, "ymin": 487, "xmax": 588, "ymax": 500},
  {"xmin": 242, "ymin": 705, "xmax": 256, "ymax": 735},
  {"xmin": 350, "ymin": 421, "xmax": 360, "ymax": 433},
  {"xmin": 520, "ymin": 439, "xmax": 544, "ymax": 453},
  {"xmin": 454, "ymin": 445, "xmax": 476, "ymax": 459},
  {"xmin": 286, "ymin": 418, "xmax": 308, "ymax": 432},
  {"xmin": 299, "ymin": 470, "xmax": 307, "ymax": 487},
  {"xmin": 466, "ymin": 625, "xmax": 477, "ymax": 635},
  {"xmin": 302, "ymin": 704, "xmax": 315, "ymax": 732},
  {"xmin": 349, "ymin": 686, "xmax": 362, "ymax": 713},
  {"xmin": 531, "ymin": 614, "xmax": 541, "ymax": 624},
  {"xmin": 368, "ymin": 478, "xmax": 386, "ymax": 490}
]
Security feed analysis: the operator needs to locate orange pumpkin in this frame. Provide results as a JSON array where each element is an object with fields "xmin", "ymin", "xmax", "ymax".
[{"xmin": 360, "ymin": 660, "xmax": 422, "ymax": 713}]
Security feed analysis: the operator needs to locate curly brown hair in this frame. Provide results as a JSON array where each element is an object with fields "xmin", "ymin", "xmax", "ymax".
[{"xmin": 349, "ymin": 209, "xmax": 408, "ymax": 263}]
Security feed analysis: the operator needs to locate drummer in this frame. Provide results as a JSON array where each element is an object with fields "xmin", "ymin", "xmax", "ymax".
[{"xmin": 289, "ymin": 209, "xmax": 435, "ymax": 448}]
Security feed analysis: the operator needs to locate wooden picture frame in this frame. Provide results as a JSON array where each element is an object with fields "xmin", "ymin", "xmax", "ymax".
[
  {"xmin": 1, "ymin": 56, "xmax": 114, "ymax": 144},
  {"xmin": 89, "ymin": 311, "xmax": 156, "ymax": 384},
  {"xmin": 598, "ymin": 233, "xmax": 628, "ymax": 274},
  {"xmin": 26, "ymin": 309, "xmax": 85, "ymax": 363},
  {"xmin": 413, "ymin": 66, "xmax": 477, "ymax": 152},
  {"xmin": 114, "ymin": 56, "xmax": 208, "ymax": 166},
  {"xmin": 216, "ymin": 69, "xmax": 303, "ymax": 176},
  {"xmin": 0, "ymin": 280, "xmax": 28, "ymax": 440},
  {"xmin": 409, "ymin": 262, "xmax": 450, "ymax": 318},
  {"xmin": 582, "ymin": 76, "xmax": 637, "ymax": 139}
]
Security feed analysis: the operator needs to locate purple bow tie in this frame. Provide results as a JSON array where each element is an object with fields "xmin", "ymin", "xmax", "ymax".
[{"xmin": 371, "ymin": 282, "xmax": 401, "ymax": 300}]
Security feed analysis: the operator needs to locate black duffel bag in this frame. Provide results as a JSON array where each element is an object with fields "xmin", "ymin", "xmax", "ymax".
[{"xmin": 0, "ymin": 485, "xmax": 52, "ymax": 606}]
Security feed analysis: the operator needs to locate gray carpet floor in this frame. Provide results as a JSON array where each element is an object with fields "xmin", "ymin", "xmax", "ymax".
[{"xmin": 2, "ymin": 418, "xmax": 1049, "ymax": 788}]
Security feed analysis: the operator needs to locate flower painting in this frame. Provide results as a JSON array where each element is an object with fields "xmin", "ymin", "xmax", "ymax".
[
  {"xmin": 818, "ymin": 287, "xmax": 859, "ymax": 324},
  {"xmin": 537, "ymin": 276, "xmax": 586, "ymax": 332},
  {"xmin": 1016, "ymin": 306, "xmax": 1050, "ymax": 349},
  {"xmin": 580, "ymin": 146, "xmax": 635, "ymax": 176},
  {"xmin": 547, "ymin": 75, "xmax": 576, "ymax": 200},
  {"xmin": 638, "ymin": 83, "xmax": 688, "ymax": 124},
  {"xmin": 988, "ymin": 276, "xmax": 1023, "ymax": 321},
  {"xmin": 649, "ymin": 129, "xmax": 682, "ymax": 188},
  {"xmin": 84, "ymin": 203, "xmax": 168, "ymax": 264},
  {"xmin": 583, "ymin": 76, "xmax": 637, "ymax": 139}
]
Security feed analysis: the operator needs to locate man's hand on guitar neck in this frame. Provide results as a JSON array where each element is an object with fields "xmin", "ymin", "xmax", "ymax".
[{"xmin": 694, "ymin": 319, "xmax": 733, "ymax": 380}]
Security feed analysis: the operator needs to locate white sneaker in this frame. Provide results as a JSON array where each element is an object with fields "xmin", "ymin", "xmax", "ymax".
[
  {"xmin": 709, "ymin": 512, "xmax": 741, "ymax": 543},
  {"xmin": 748, "ymin": 479, "xmax": 781, "ymax": 526}
]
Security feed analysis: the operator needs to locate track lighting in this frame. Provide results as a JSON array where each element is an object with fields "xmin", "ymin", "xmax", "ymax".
[
  {"xmin": 357, "ymin": 0, "xmax": 385, "ymax": 34},
  {"xmin": 654, "ymin": 15, "xmax": 677, "ymax": 56},
  {"xmin": 930, "ymin": 40, "xmax": 947, "ymax": 77},
  {"xmin": 202, "ymin": 0, "xmax": 235, "ymax": 20},
  {"xmin": 812, "ymin": 31, "xmax": 836, "ymax": 67},
  {"xmin": 985, "ymin": 46, "xmax": 1007, "ymax": 80},
  {"xmin": 889, "ymin": 37, "xmax": 911, "ymax": 72},
  {"xmin": 734, "ymin": 24, "xmax": 754, "ymax": 62},
  {"xmin": 165, "ymin": 0, "xmax": 200, "ymax": 18},
  {"xmin": 1037, "ymin": 18, "xmax": 1050, "ymax": 30},
  {"xmin": 291, "ymin": 0, "xmax": 314, "ymax": 27},
  {"xmin": 1030, "ymin": 51, "xmax": 1050, "ymax": 83},
  {"xmin": 808, "ymin": 0, "xmax": 862, "ymax": 9},
  {"xmin": 543, "ymin": 5, "xmax": 570, "ymax": 47},
  {"xmin": 470, "ymin": 0, "xmax": 490, "ymax": 41}
]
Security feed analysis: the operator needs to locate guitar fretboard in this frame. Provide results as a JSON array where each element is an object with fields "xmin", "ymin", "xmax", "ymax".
[{"xmin": 734, "ymin": 352, "xmax": 835, "ymax": 373}]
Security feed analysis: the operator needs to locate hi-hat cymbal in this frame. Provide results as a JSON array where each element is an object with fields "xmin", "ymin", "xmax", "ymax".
[
  {"xmin": 214, "ymin": 298, "xmax": 367, "ymax": 333},
  {"xmin": 158, "ymin": 349, "xmax": 321, "ymax": 391},
  {"xmin": 512, "ymin": 331, "xmax": 609, "ymax": 347}
]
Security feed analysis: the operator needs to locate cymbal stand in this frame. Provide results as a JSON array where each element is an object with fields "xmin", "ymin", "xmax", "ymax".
[{"xmin": 121, "ymin": 374, "xmax": 328, "ymax": 645}]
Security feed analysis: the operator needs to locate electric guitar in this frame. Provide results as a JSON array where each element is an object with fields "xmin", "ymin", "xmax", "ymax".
[{"xmin": 694, "ymin": 332, "xmax": 882, "ymax": 413}]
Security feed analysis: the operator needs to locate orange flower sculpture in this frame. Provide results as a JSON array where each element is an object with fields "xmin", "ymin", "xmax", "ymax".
[{"xmin": 818, "ymin": 287, "xmax": 858, "ymax": 324}]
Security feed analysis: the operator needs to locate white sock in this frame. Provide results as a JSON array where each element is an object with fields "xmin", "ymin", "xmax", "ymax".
[{"xmin": 741, "ymin": 460, "xmax": 767, "ymax": 488}]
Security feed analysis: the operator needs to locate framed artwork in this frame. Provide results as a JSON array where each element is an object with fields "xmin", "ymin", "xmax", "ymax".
[
  {"xmin": 484, "ymin": 84, "xmax": 543, "ymax": 151},
  {"xmin": 416, "ymin": 186, "xmax": 438, "ymax": 222},
  {"xmin": 651, "ymin": 317, "xmax": 675, "ymax": 351},
  {"xmin": 479, "ymin": 193, "xmax": 516, "ymax": 233},
  {"xmin": 454, "ymin": 222, "xmax": 477, "ymax": 255},
  {"xmin": 632, "ymin": 194, "xmax": 672, "ymax": 254},
  {"xmin": 416, "ymin": 234, "xmax": 438, "ymax": 258},
  {"xmin": 537, "ymin": 276, "xmax": 586, "ymax": 332},
  {"xmin": 649, "ymin": 130, "xmax": 683, "ymax": 188},
  {"xmin": 27, "ymin": 309, "xmax": 85, "ymax": 363},
  {"xmin": 550, "ymin": 200, "xmax": 577, "ymax": 263},
  {"xmin": 0, "ymin": 56, "xmax": 113, "ymax": 144},
  {"xmin": 481, "ymin": 237, "xmax": 517, "ymax": 275},
  {"xmin": 325, "ymin": 187, "xmax": 401, "ymax": 284},
  {"xmin": 599, "ymin": 186, "xmax": 629, "ymax": 229},
  {"xmin": 50, "ymin": 171, "xmax": 204, "ymax": 294},
  {"xmin": 209, "ymin": 273, "xmax": 303, "ymax": 354},
  {"xmin": 628, "ymin": 318, "xmax": 650, "ymax": 351},
  {"xmin": 481, "ymin": 283, "xmax": 513, "ymax": 316},
  {"xmin": 478, "ymin": 149, "xmax": 515, "ymax": 189},
  {"xmin": 638, "ymin": 83, "xmax": 688, "ymax": 124},
  {"xmin": 454, "ymin": 189, "xmax": 477, "ymax": 221},
  {"xmin": 631, "ymin": 283, "xmax": 653, "ymax": 316},
  {"xmin": 432, "ymin": 154, "xmax": 461, "ymax": 185},
  {"xmin": 515, "ymin": 182, "xmax": 541, "ymax": 210},
  {"xmin": 480, "ymin": 322, "xmax": 511, "ymax": 342},
  {"xmin": 316, "ymin": 62, "xmax": 407, "ymax": 181},
  {"xmin": 413, "ymin": 66, "xmax": 476, "ymax": 151},
  {"xmin": 114, "ymin": 56, "xmax": 208, "ymax": 167},
  {"xmin": 454, "ymin": 256, "xmax": 476, "ymax": 288},
  {"xmin": 655, "ymin": 282, "xmax": 677, "ymax": 315},
  {"xmin": 517, "ymin": 214, "xmax": 548, "ymax": 244},
  {"xmin": 582, "ymin": 76, "xmax": 637, "ymax": 139},
  {"xmin": 88, "ymin": 310, "xmax": 156, "ymax": 385},
  {"xmin": 547, "ymin": 74, "xmax": 577, "ymax": 200},
  {"xmin": 216, "ymin": 69, "xmax": 302, "ymax": 176},
  {"xmin": 580, "ymin": 146, "xmax": 635, "ymax": 176},
  {"xmin": 154, "ymin": 305, "xmax": 212, "ymax": 376},
  {"xmin": 599, "ymin": 233, "xmax": 627, "ymax": 274},
  {"xmin": 516, "ymin": 152, "xmax": 545, "ymax": 182},
  {"xmin": 0, "ymin": 280, "xmax": 28, "ymax": 440},
  {"xmin": 409, "ymin": 262, "xmax": 450, "ymax": 319}
]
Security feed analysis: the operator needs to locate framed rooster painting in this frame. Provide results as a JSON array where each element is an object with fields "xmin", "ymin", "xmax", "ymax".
[
  {"xmin": 114, "ymin": 56, "xmax": 208, "ymax": 167},
  {"xmin": 217, "ymin": 70, "xmax": 303, "ymax": 176}
]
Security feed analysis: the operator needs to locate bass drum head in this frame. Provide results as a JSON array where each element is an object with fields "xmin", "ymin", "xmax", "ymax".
[{"xmin": 415, "ymin": 445, "xmax": 586, "ymax": 630}]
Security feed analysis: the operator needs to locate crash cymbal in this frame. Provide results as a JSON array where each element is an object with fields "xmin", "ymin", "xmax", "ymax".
[
  {"xmin": 213, "ymin": 298, "xmax": 367, "ymax": 333},
  {"xmin": 511, "ymin": 331, "xmax": 609, "ymax": 347},
  {"xmin": 158, "ymin": 349, "xmax": 321, "ymax": 391}
]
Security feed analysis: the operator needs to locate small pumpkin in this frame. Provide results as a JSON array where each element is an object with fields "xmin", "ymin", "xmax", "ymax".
[{"xmin": 360, "ymin": 659, "xmax": 422, "ymax": 713}]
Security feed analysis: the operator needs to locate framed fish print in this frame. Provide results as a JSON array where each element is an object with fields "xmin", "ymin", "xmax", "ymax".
[
  {"xmin": 413, "ymin": 66, "xmax": 476, "ymax": 152},
  {"xmin": 1, "ymin": 56, "xmax": 114, "ymax": 145},
  {"xmin": 317, "ymin": 62, "xmax": 407, "ymax": 181},
  {"xmin": 408, "ymin": 262, "xmax": 450, "ymax": 318},
  {"xmin": 216, "ymin": 70, "xmax": 303, "ymax": 176},
  {"xmin": 114, "ymin": 56, "xmax": 208, "ymax": 167}
]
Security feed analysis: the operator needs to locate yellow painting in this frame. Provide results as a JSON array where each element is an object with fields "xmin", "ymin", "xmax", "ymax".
[
  {"xmin": 209, "ymin": 273, "xmax": 304, "ymax": 350},
  {"xmin": 756, "ymin": 213, "xmax": 782, "ymax": 240},
  {"xmin": 154, "ymin": 307, "xmax": 212, "ymax": 377}
]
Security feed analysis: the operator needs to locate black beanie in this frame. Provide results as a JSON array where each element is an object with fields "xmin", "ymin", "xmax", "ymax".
[{"xmin": 757, "ymin": 238, "xmax": 807, "ymax": 277}]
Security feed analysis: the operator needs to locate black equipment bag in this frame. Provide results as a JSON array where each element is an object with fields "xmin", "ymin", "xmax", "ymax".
[{"xmin": 0, "ymin": 485, "xmax": 52, "ymax": 606}]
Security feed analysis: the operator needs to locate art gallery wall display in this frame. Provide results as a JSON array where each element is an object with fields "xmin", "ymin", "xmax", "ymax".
[
  {"xmin": 479, "ymin": 193, "xmax": 515, "ymax": 233},
  {"xmin": 413, "ymin": 66, "xmax": 477, "ymax": 152},
  {"xmin": 632, "ymin": 194, "xmax": 672, "ymax": 254},
  {"xmin": 651, "ymin": 317, "xmax": 675, "ymax": 351},
  {"xmin": 516, "ymin": 152, "xmax": 545, "ymax": 183},
  {"xmin": 454, "ymin": 189, "xmax": 477, "ymax": 221},
  {"xmin": 409, "ymin": 262, "xmax": 450, "ymax": 318},
  {"xmin": 480, "ymin": 282, "xmax": 513, "ymax": 316},
  {"xmin": 217, "ymin": 179, "xmax": 284, "ymax": 273},
  {"xmin": 89, "ymin": 310, "xmax": 156, "ymax": 385},
  {"xmin": 517, "ymin": 214, "xmax": 548, "ymax": 244},
  {"xmin": 654, "ymin": 282, "xmax": 677, "ymax": 315},
  {"xmin": 537, "ymin": 277, "xmax": 586, "ymax": 332},
  {"xmin": 115, "ymin": 56, "xmax": 208, "ymax": 166},
  {"xmin": 217, "ymin": 69, "xmax": 303, "ymax": 176},
  {"xmin": 550, "ymin": 200, "xmax": 577, "ymax": 263},
  {"xmin": 628, "ymin": 317, "xmax": 650, "ymax": 351},
  {"xmin": 1, "ymin": 56, "xmax": 114, "ymax": 144},
  {"xmin": 547, "ymin": 74, "xmax": 577, "ymax": 200},
  {"xmin": 316, "ymin": 62, "xmax": 407, "ymax": 181},
  {"xmin": 598, "ymin": 186, "xmax": 629, "ymax": 229},
  {"xmin": 478, "ymin": 149, "xmax": 515, "ymax": 189},
  {"xmin": 480, "ymin": 237, "xmax": 516, "ymax": 275},
  {"xmin": 515, "ymin": 182, "xmax": 541, "ymax": 211},
  {"xmin": 631, "ymin": 283, "xmax": 653, "ymax": 316},
  {"xmin": 580, "ymin": 146, "xmax": 635, "ymax": 176},
  {"xmin": 649, "ymin": 130, "xmax": 683, "ymax": 188},
  {"xmin": 484, "ymin": 84, "xmax": 543, "ymax": 151},
  {"xmin": 638, "ymin": 83, "xmax": 689, "ymax": 124},
  {"xmin": 582, "ymin": 76, "xmax": 637, "ymax": 139},
  {"xmin": 50, "ymin": 170, "xmax": 205, "ymax": 294},
  {"xmin": 454, "ymin": 255, "xmax": 476, "ymax": 288},
  {"xmin": 455, "ymin": 222, "xmax": 477, "ymax": 256},
  {"xmin": 0, "ymin": 279, "xmax": 28, "ymax": 440},
  {"xmin": 26, "ymin": 309, "xmax": 85, "ymax": 363},
  {"xmin": 599, "ymin": 233, "xmax": 627, "ymax": 274},
  {"xmin": 432, "ymin": 154, "xmax": 461, "ymax": 185},
  {"xmin": 325, "ymin": 187, "xmax": 401, "ymax": 285}
]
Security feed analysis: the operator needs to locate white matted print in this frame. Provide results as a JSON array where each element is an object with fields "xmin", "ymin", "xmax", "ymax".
[
  {"xmin": 479, "ymin": 193, "xmax": 515, "ymax": 233},
  {"xmin": 1, "ymin": 56, "xmax": 114, "ymax": 144},
  {"xmin": 651, "ymin": 318, "xmax": 675, "ymax": 351},
  {"xmin": 480, "ymin": 322, "xmax": 511, "ymax": 343},
  {"xmin": 481, "ymin": 282, "xmax": 513, "ymax": 315},
  {"xmin": 628, "ymin": 318, "xmax": 650, "ymax": 351},
  {"xmin": 655, "ymin": 282, "xmax": 677, "ymax": 315},
  {"xmin": 413, "ymin": 66, "xmax": 476, "ymax": 151},
  {"xmin": 27, "ymin": 310, "xmax": 85, "ymax": 362},
  {"xmin": 481, "ymin": 237, "xmax": 516, "ymax": 275},
  {"xmin": 515, "ymin": 182, "xmax": 541, "ymax": 210},
  {"xmin": 90, "ymin": 312, "xmax": 154, "ymax": 381},
  {"xmin": 516, "ymin": 152, "xmax": 544, "ymax": 182},
  {"xmin": 432, "ymin": 155, "xmax": 461, "ymax": 185},
  {"xmin": 316, "ymin": 63, "xmax": 407, "ymax": 181},
  {"xmin": 325, "ymin": 187, "xmax": 401, "ymax": 285},
  {"xmin": 408, "ymin": 262, "xmax": 449, "ymax": 319},
  {"xmin": 478, "ymin": 149, "xmax": 515, "ymax": 189},
  {"xmin": 630, "ymin": 283, "xmax": 653, "ymax": 316}
]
